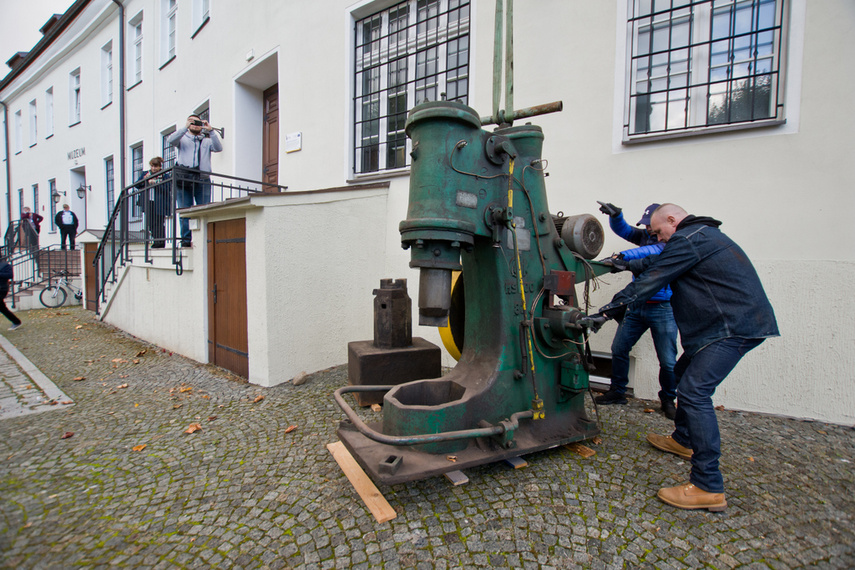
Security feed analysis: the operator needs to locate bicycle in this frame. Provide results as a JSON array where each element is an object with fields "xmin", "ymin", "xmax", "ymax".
[{"xmin": 40, "ymin": 270, "xmax": 84, "ymax": 308}]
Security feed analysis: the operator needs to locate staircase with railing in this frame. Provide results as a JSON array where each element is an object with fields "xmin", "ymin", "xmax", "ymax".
[
  {"xmin": 92, "ymin": 166, "xmax": 285, "ymax": 314},
  {"xmin": 3, "ymin": 221, "xmax": 82, "ymax": 308}
]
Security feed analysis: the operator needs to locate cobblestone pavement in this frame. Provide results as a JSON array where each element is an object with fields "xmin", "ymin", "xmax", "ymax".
[{"xmin": 0, "ymin": 308, "xmax": 853, "ymax": 569}]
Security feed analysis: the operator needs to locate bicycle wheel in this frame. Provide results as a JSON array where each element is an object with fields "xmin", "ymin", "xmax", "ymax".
[{"xmin": 40, "ymin": 285, "xmax": 67, "ymax": 308}]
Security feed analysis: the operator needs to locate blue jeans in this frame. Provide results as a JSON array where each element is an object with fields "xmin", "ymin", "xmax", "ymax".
[
  {"xmin": 609, "ymin": 301, "xmax": 678, "ymax": 401},
  {"xmin": 175, "ymin": 172, "xmax": 211, "ymax": 245},
  {"xmin": 670, "ymin": 337, "xmax": 764, "ymax": 493}
]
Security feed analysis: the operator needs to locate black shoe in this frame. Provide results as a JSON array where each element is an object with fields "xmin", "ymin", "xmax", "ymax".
[
  {"xmin": 595, "ymin": 389, "xmax": 628, "ymax": 405},
  {"xmin": 661, "ymin": 399, "xmax": 677, "ymax": 420}
]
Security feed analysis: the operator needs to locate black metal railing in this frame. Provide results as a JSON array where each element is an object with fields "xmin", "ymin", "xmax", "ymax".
[
  {"xmin": 6, "ymin": 244, "xmax": 81, "ymax": 308},
  {"xmin": 92, "ymin": 166, "xmax": 286, "ymax": 314}
]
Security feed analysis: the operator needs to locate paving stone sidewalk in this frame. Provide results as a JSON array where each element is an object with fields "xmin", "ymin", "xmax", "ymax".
[{"xmin": 0, "ymin": 307, "xmax": 853, "ymax": 569}]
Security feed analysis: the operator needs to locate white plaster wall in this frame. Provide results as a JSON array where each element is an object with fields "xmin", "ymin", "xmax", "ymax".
[
  {"xmin": 244, "ymin": 188, "xmax": 389, "ymax": 386},
  {"xmin": 100, "ymin": 249, "xmax": 207, "ymax": 363}
]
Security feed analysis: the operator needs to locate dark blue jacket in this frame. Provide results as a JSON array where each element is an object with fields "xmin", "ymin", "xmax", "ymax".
[
  {"xmin": 601, "ymin": 215, "xmax": 779, "ymax": 356},
  {"xmin": 609, "ymin": 212, "xmax": 671, "ymax": 303}
]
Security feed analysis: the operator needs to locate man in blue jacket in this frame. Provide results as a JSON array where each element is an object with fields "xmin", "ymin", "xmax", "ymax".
[
  {"xmin": 596, "ymin": 202, "xmax": 678, "ymax": 420},
  {"xmin": 589, "ymin": 204, "xmax": 779, "ymax": 512}
]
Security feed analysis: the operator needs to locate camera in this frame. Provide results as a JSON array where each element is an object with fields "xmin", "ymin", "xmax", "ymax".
[{"xmin": 191, "ymin": 120, "xmax": 205, "ymax": 127}]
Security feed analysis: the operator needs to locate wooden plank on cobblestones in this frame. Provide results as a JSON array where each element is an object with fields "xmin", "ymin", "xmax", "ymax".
[
  {"xmin": 326, "ymin": 441, "xmax": 397, "ymax": 524},
  {"xmin": 444, "ymin": 470, "xmax": 469, "ymax": 486},
  {"xmin": 504, "ymin": 456, "xmax": 528, "ymax": 469},
  {"xmin": 564, "ymin": 442, "xmax": 596, "ymax": 458}
]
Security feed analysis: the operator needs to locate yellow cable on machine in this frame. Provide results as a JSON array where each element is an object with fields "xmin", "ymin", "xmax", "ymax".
[{"xmin": 507, "ymin": 158, "xmax": 542, "ymax": 416}]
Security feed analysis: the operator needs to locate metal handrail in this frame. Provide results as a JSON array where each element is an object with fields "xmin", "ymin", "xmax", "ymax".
[{"xmin": 92, "ymin": 166, "xmax": 285, "ymax": 314}]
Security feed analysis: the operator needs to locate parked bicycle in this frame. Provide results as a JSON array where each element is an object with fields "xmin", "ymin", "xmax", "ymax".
[{"xmin": 40, "ymin": 270, "xmax": 84, "ymax": 308}]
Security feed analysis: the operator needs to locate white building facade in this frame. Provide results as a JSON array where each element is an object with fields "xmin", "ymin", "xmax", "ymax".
[{"xmin": 1, "ymin": 0, "xmax": 852, "ymax": 425}]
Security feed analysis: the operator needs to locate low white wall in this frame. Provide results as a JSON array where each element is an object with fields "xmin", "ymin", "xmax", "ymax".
[
  {"xmin": 100, "ymin": 249, "xmax": 208, "ymax": 364},
  {"xmin": 245, "ymin": 187, "xmax": 389, "ymax": 386}
]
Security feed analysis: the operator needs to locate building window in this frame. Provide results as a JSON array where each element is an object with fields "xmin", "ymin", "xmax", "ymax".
[
  {"xmin": 131, "ymin": 145, "xmax": 144, "ymax": 218},
  {"xmin": 353, "ymin": 0, "xmax": 470, "ymax": 175},
  {"xmin": 102, "ymin": 41, "xmax": 113, "ymax": 106},
  {"xmin": 29, "ymin": 100, "xmax": 37, "ymax": 146},
  {"xmin": 49, "ymin": 179, "xmax": 58, "ymax": 231},
  {"xmin": 161, "ymin": 127, "xmax": 177, "ymax": 168},
  {"xmin": 162, "ymin": 0, "xmax": 177, "ymax": 62},
  {"xmin": 32, "ymin": 185, "xmax": 40, "ymax": 223},
  {"xmin": 193, "ymin": 0, "xmax": 210, "ymax": 34},
  {"xmin": 69, "ymin": 68, "xmax": 82, "ymax": 125},
  {"xmin": 105, "ymin": 157, "xmax": 115, "ymax": 218},
  {"xmin": 14, "ymin": 110, "xmax": 22, "ymax": 153},
  {"xmin": 129, "ymin": 12, "xmax": 144, "ymax": 85},
  {"xmin": 45, "ymin": 87, "xmax": 54, "ymax": 137},
  {"xmin": 625, "ymin": 0, "xmax": 784, "ymax": 140}
]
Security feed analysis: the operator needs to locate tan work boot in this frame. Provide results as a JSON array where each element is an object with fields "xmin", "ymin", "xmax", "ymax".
[
  {"xmin": 646, "ymin": 433, "xmax": 693, "ymax": 460},
  {"xmin": 657, "ymin": 483, "xmax": 727, "ymax": 512}
]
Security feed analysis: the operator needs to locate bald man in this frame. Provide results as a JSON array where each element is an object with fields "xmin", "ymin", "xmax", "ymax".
[{"xmin": 595, "ymin": 204, "xmax": 779, "ymax": 511}]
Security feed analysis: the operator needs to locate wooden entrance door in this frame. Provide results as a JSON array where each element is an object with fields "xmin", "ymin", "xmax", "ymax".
[
  {"xmin": 207, "ymin": 219, "xmax": 249, "ymax": 377},
  {"xmin": 84, "ymin": 243, "xmax": 98, "ymax": 312},
  {"xmin": 262, "ymin": 84, "xmax": 279, "ymax": 192}
]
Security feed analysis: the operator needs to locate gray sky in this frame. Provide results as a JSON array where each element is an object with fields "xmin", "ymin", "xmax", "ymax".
[{"xmin": 0, "ymin": 0, "xmax": 76, "ymax": 71}]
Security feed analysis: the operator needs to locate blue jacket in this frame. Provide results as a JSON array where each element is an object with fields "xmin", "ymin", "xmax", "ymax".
[
  {"xmin": 601, "ymin": 215, "xmax": 779, "ymax": 356},
  {"xmin": 609, "ymin": 212, "xmax": 671, "ymax": 303}
]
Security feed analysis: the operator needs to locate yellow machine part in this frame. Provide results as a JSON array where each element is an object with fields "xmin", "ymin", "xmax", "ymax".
[{"xmin": 438, "ymin": 271, "xmax": 465, "ymax": 361}]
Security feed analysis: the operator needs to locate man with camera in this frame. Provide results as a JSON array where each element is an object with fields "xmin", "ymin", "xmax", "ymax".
[{"xmin": 167, "ymin": 114, "xmax": 223, "ymax": 247}]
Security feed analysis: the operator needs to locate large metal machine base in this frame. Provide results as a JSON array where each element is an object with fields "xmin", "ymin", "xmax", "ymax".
[{"xmin": 337, "ymin": 415, "xmax": 598, "ymax": 485}]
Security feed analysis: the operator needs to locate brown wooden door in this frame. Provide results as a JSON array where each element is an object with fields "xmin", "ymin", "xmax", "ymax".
[
  {"xmin": 207, "ymin": 219, "xmax": 249, "ymax": 377},
  {"xmin": 262, "ymin": 84, "xmax": 279, "ymax": 192},
  {"xmin": 84, "ymin": 243, "xmax": 98, "ymax": 312}
]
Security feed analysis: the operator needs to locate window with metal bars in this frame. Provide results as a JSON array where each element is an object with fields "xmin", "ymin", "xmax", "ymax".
[
  {"xmin": 625, "ymin": 0, "xmax": 785, "ymax": 140},
  {"xmin": 161, "ymin": 129, "xmax": 176, "ymax": 169},
  {"xmin": 353, "ymin": 0, "xmax": 470, "ymax": 175},
  {"xmin": 131, "ymin": 144, "xmax": 144, "ymax": 218},
  {"xmin": 104, "ymin": 158, "xmax": 114, "ymax": 219}
]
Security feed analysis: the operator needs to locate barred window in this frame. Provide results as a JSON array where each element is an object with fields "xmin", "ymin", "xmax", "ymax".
[
  {"xmin": 626, "ymin": 0, "xmax": 784, "ymax": 140},
  {"xmin": 353, "ymin": 0, "xmax": 470, "ymax": 175},
  {"xmin": 105, "ymin": 158, "xmax": 115, "ymax": 219},
  {"xmin": 162, "ymin": 128, "xmax": 176, "ymax": 169}
]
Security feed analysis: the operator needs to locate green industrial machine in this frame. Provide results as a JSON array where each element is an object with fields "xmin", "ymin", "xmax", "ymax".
[{"xmin": 334, "ymin": 0, "xmax": 613, "ymax": 484}]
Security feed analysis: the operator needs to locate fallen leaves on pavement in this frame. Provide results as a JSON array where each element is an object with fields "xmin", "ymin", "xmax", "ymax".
[
  {"xmin": 184, "ymin": 423, "xmax": 202, "ymax": 434},
  {"xmin": 132, "ymin": 444, "xmax": 147, "ymax": 452}
]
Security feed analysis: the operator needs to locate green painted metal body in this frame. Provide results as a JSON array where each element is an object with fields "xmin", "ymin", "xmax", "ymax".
[{"xmin": 335, "ymin": 100, "xmax": 611, "ymax": 483}]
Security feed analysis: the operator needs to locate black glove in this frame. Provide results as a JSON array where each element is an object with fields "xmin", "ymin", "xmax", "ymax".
[
  {"xmin": 597, "ymin": 201, "xmax": 622, "ymax": 217},
  {"xmin": 597, "ymin": 254, "xmax": 630, "ymax": 273},
  {"xmin": 577, "ymin": 315, "xmax": 608, "ymax": 333}
]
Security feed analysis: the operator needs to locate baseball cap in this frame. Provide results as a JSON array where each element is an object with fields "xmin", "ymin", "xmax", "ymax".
[{"xmin": 637, "ymin": 203, "xmax": 660, "ymax": 226}]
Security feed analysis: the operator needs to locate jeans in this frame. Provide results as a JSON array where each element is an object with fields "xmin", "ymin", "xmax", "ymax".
[
  {"xmin": 175, "ymin": 171, "xmax": 211, "ymax": 245},
  {"xmin": 609, "ymin": 301, "xmax": 678, "ymax": 401},
  {"xmin": 59, "ymin": 228, "xmax": 76, "ymax": 250},
  {"xmin": 670, "ymin": 337, "xmax": 764, "ymax": 493},
  {"xmin": 0, "ymin": 290, "xmax": 20, "ymax": 325}
]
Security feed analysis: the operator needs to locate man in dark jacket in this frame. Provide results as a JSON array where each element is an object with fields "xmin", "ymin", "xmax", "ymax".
[
  {"xmin": 0, "ymin": 258, "xmax": 22, "ymax": 330},
  {"xmin": 55, "ymin": 204, "xmax": 80, "ymax": 250},
  {"xmin": 590, "ymin": 203, "xmax": 779, "ymax": 512},
  {"xmin": 596, "ymin": 201, "xmax": 678, "ymax": 419}
]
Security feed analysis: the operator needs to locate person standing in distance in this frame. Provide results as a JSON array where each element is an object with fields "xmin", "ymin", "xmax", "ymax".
[
  {"xmin": 167, "ymin": 114, "xmax": 223, "ymax": 247},
  {"xmin": 591, "ymin": 204, "xmax": 779, "ymax": 512},
  {"xmin": 55, "ymin": 204, "xmax": 80, "ymax": 250},
  {"xmin": 595, "ymin": 201, "xmax": 679, "ymax": 420}
]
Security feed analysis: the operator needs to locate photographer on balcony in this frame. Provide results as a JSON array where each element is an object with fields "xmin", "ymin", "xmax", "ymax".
[{"xmin": 167, "ymin": 114, "xmax": 223, "ymax": 247}]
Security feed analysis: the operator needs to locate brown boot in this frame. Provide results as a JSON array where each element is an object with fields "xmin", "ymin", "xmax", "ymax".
[
  {"xmin": 657, "ymin": 483, "xmax": 727, "ymax": 512},
  {"xmin": 646, "ymin": 433, "xmax": 693, "ymax": 460}
]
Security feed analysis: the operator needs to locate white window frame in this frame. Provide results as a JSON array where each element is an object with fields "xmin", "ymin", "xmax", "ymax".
[
  {"xmin": 101, "ymin": 41, "xmax": 113, "ymax": 106},
  {"xmin": 161, "ymin": 0, "xmax": 178, "ymax": 63},
  {"xmin": 69, "ymin": 68, "xmax": 82, "ymax": 125},
  {"xmin": 14, "ymin": 110, "xmax": 22, "ymax": 154},
  {"xmin": 105, "ymin": 157, "xmax": 115, "ymax": 219},
  {"xmin": 129, "ymin": 12, "xmax": 144, "ymax": 85},
  {"xmin": 351, "ymin": 0, "xmax": 470, "ymax": 177},
  {"xmin": 28, "ymin": 100, "xmax": 37, "ymax": 146},
  {"xmin": 192, "ymin": 0, "xmax": 210, "ymax": 35},
  {"xmin": 622, "ymin": 0, "xmax": 787, "ymax": 143},
  {"xmin": 45, "ymin": 87, "xmax": 54, "ymax": 138}
]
